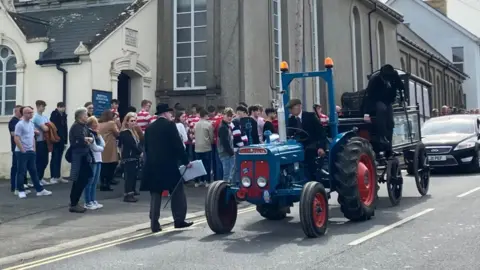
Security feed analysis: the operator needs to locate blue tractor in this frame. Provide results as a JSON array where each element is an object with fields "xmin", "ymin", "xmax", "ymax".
[{"xmin": 205, "ymin": 58, "xmax": 378, "ymax": 238}]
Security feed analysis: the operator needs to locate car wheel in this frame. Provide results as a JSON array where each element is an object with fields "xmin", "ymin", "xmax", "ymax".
[{"xmin": 468, "ymin": 150, "xmax": 480, "ymax": 173}]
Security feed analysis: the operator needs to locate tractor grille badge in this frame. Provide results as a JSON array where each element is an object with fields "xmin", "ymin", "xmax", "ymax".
[{"xmin": 263, "ymin": 190, "xmax": 271, "ymax": 203}]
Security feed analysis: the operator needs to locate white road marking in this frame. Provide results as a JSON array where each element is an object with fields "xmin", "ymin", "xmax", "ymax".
[
  {"xmin": 347, "ymin": 208, "xmax": 435, "ymax": 246},
  {"xmin": 457, "ymin": 187, "xmax": 480, "ymax": 198}
]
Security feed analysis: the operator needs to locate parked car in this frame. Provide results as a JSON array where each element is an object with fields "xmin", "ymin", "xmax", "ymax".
[{"xmin": 420, "ymin": 115, "xmax": 480, "ymax": 172}]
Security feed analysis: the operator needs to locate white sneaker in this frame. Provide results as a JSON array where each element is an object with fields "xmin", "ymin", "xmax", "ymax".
[
  {"xmin": 93, "ymin": 201, "xmax": 103, "ymax": 209},
  {"xmin": 58, "ymin": 178, "xmax": 69, "ymax": 183},
  {"xmin": 49, "ymin": 178, "xmax": 59, "ymax": 184},
  {"xmin": 14, "ymin": 190, "xmax": 31, "ymax": 195},
  {"xmin": 37, "ymin": 189, "xmax": 52, "ymax": 196},
  {"xmin": 40, "ymin": 179, "xmax": 51, "ymax": 186},
  {"xmin": 205, "ymin": 182, "xmax": 210, "ymax": 187},
  {"xmin": 18, "ymin": 191, "xmax": 27, "ymax": 199},
  {"xmin": 23, "ymin": 184, "xmax": 29, "ymax": 189},
  {"xmin": 195, "ymin": 183, "xmax": 201, "ymax": 187},
  {"xmin": 27, "ymin": 183, "xmax": 34, "ymax": 188},
  {"xmin": 84, "ymin": 202, "xmax": 98, "ymax": 210}
]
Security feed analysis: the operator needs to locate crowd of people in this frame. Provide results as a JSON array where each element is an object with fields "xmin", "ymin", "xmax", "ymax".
[{"xmin": 431, "ymin": 105, "xmax": 478, "ymax": 117}]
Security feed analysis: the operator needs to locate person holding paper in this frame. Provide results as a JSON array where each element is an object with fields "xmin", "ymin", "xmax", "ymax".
[{"xmin": 140, "ymin": 103, "xmax": 193, "ymax": 233}]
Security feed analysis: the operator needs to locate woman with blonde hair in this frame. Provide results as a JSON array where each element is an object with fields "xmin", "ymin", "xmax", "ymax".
[
  {"xmin": 84, "ymin": 116, "xmax": 105, "ymax": 210},
  {"xmin": 119, "ymin": 112, "xmax": 142, "ymax": 202}
]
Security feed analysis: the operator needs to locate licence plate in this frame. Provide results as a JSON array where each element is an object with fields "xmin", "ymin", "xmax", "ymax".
[{"xmin": 428, "ymin": 155, "xmax": 447, "ymax": 161}]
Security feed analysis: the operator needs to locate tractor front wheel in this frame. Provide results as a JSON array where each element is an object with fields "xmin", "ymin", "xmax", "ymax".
[
  {"xmin": 299, "ymin": 181, "xmax": 329, "ymax": 238},
  {"xmin": 205, "ymin": 181, "xmax": 238, "ymax": 234},
  {"xmin": 334, "ymin": 137, "xmax": 378, "ymax": 221}
]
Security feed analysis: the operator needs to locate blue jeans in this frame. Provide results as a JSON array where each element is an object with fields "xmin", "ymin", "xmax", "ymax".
[
  {"xmin": 196, "ymin": 151, "xmax": 212, "ymax": 183},
  {"xmin": 16, "ymin": 151, "xmax": 43, "ymax": 192},
  {"xmin": 219, "ymin": 155, "xmax": 235, "ymax": 183},
  {"xmin": 50, "ymin": 143, "xmax": 65, "ymax": 179},
  {"xmin": 84, "ymin": 163, "xmax": 102, "ymax": 204},
  {"xmin": 10, "ymin": 152, "xmax": 26, "ymax": 192},
  {"xmin": 212, "ymin": 145, "xmax": 223, "ymax": 181}
]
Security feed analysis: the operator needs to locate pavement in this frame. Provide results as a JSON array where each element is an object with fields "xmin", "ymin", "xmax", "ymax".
[
  {"xmin": 0, "ymin": 178, "xmax": 213, "ymax": 264},
  {"xmin": 2, "ymin": 171, "xmax": 480, "ymax": 270}
]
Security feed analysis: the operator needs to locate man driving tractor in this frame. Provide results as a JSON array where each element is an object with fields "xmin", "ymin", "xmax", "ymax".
[
  {"xmin": 287, "ymin": 98, "xmax": 327, "ymax": 181},
  {"xmin": 364, "ymin": 64, "xmax": 405, "ymax": 154}
]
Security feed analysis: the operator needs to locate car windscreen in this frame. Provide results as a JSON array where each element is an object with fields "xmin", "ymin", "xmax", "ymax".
[{"xmin": 422, "ymin": 119, "xmax": 475, "ymax": 136}]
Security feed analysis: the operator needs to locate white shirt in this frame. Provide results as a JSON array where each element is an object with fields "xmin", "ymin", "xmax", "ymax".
[{"xmin": 176, "ymin": 122, "xmax": 188, "ymax": 148}]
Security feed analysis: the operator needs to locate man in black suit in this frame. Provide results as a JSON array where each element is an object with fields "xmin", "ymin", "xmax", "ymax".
[
  {"xmin": 287, "ymin": 99, "xmax": 327, "ymax": 181},
  {"xmin": 140, "ymin": 103, "xmax": 193, "ymax": 233}
]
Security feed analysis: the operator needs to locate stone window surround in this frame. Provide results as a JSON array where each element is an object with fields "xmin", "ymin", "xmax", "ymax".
[{"xmin": 0, "ymin": 33, "xmax": 25, "ymax": 122}]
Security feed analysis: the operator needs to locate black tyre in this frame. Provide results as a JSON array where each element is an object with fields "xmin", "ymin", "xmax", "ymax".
[
  {"xmin": 256, "ymin": 204, "xmax": 288, "ymax": 220},
  {"xmin": 334, "ymin": 137, "xmax": 378, "ymax": 221},
  {"xmin": 205, "ymin": 181, "xmax": 238, "ymax": 234},
  {"xmin": 466, "ymin": 150, "xmax": 480, "ymax": 173},
  {"xmin": 413, "ymin": 143, "xmax": 430, "ymax": 196},
  {"xmin": 299, "ymin": 181, "xmax": 329, "ymax": 238},
  {"xmin": 386, "ymin": 157, "xmax": 403, "ymax": 206}
]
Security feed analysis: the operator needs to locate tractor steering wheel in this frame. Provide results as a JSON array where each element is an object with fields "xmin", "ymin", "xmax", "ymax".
[{"xmin": 286, "ymin": 127, "xmax": 310, "ymax": 142}]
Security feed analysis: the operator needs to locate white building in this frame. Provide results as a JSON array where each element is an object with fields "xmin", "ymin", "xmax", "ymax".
[
  {"xmin": 0, "ymin": 0, "xmax": 157, "ymax": 178},
  {"xmin": 387, "ymin": 0, "xmax": 480, "ymax": 109}
]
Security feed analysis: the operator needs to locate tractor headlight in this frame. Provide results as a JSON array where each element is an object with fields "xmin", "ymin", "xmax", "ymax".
[
  {"xmin": 257, "ymin": 177, "xmax": 267, "ymax": 188},
  {"xmin": 241, "ymin": 177, "xmax": 251, "ymax": 187}
]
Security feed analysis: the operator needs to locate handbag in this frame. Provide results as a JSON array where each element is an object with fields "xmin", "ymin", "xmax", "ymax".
[{"xmin": 65, "ymin": 146, "xmax": 72, "ymax": 163}]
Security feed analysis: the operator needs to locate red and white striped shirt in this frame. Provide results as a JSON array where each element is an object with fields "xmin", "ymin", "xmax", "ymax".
[
  {"xmin": 209, "ymin": 114, "xmax": 223, "ymax": 145},
  {"xmin": 137, "ymin": 109, "xmax": 152, "ymax": 132},
  {"xmin": 187, "ymin": 114, "xmax": 200, "ymax": 144},
  {"xmin": 319, "ymin": 113, "xmax": 329, "ymax": 127},
  {"xmin": 110, "ymin": 108, "xmax": 119, "ymax": 118}
]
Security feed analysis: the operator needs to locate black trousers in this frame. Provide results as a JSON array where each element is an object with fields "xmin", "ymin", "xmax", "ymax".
[
  {"xmin": 304, "ymin": 149, "xmax": 318, "ymax": 181},
  {"xmin": 100, "ymin": 162, "xmax": 118, "ymax": 187},
  {"xmin": 35, "ymin": 141, "xmax": 49, "ymax": 180},
  {"xmin": 375, "ymin": 101, "xmax": 394, "ymax": 142},
  {"xmin": 70, "ymin": 161, "xmax": 91, "ymax": 206},
  {"xmin": 149, "ymin": 183, "xmax": 187, "ymax": 228},
  {"xmin": 123, "ymin": 161, "xmax": 137, "ymax": 194}
]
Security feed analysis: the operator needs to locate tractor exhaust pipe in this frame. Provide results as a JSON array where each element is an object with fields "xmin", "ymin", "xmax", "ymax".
[{"xmin": 277, "ymin": 91, "xmax": 287, "ymax": 142}]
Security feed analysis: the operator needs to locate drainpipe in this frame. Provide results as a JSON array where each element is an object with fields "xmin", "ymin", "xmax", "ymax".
[
  {"xmin": 56, "ymin": 64, "xmax": 67, "ymax": 104},
  {"xmin": 367, "ymin": 2, "xmax": 377, "ymax": 74}
]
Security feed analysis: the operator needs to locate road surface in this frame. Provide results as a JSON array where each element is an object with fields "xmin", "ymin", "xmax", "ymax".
[{"xmin": 4, "ymin": 172, "xmax": 480, "ymax": 270}]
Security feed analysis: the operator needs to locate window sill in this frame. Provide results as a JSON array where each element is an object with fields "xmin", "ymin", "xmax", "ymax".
[{"xmin": 0, "ymin": 116, "xmax": 13, "ymax": 123}]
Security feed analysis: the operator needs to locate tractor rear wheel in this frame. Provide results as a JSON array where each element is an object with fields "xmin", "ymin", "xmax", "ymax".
[
  {"xmin": 299, "ymin": 181, "xmax": 329, "ymax": 238},
  {"xmin": 334, "ymin": 137, "xmax": 378, "ymax": 221},
  {"xmin": 205, "ymin": 181, "xmax": 238, "ymax": 234},
  {"xmin": 256, "ymin": 204, "xmax": 288, "ymax": 220}
]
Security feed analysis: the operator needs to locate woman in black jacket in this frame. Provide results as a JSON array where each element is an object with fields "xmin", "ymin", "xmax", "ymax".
[
  {"xmin": 68, "ymin": 107, "xmax": 93, "ymax": 213},
  {"xmin": 119, "ymin": 112, "xmax": 142, "ymax": 202}
]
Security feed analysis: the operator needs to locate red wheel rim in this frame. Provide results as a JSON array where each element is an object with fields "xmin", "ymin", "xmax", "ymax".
[
  {"xmin": 312, "ymin": 193, "xmax": 327, "ymax": 228},
  {"xmin": 356, "ymin": 154, "xmax": 375, "ymax": 206}
]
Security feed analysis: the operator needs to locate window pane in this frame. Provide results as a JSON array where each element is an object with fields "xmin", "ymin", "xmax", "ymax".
[
  {"xmin": 454, "ymin": 63, "xmax": 463, "ymax": 72},
  {"xmin": 6, "ymin": 72, "xmax": 16, "ymax": 85},
  {"xmin": 177, "ymin": 13, "xmax": 191, "ymax": 28},
  {"xmin": 6, "ymin": 58, "xmax": 16, "ymax": 71},
  {"xmin": 194, "ymin": 72, "xmax": 206, "ymax": 87},
  {"xmin": 274, "ymin": 58, "xmax": 279, "ymax": 72},
  {"xmin": 274, "ymin": 44, "xmax": 279, "ymax": 58},
  {"xmin": 0, "ymin": 47, "xmax": 9, "ymax": 58},
  {"xmin": 177, "ymin": 58, "xmax": 191, "ymax": 72},
  {"xmin": 273, "ymin": 1, "xmax": 278, "ymax": 14},
  {"xmin": 194, "ymin": 41, "xmax": 206, "ymax": 56},
  {"xmin": 194, "ymin": 0, "xmax": 207, "ymax": 11},
  {"xmin": 176, "ymin": 73, "xmax": 192, "ymax": 88},
  {"xmin": 452, "ymin": 47, "xmax": 464, "ymax": 62},
  {"xmin": 177, "ymin": 28, "xmax": 191, "ymax": 42},
  {"xmin": 5, "ymin": 86, "xmax": 16, "ymax": 100},
  {"xmin": 194, "ymin": 56, "xmax": 206, "ymax": 71},
  {"xmin": 177, "ymin": 43, "xmax": 191, "ymax": 57},
  {"xmin": 194, "ymin": 27, "xmax": 206, "ymax": 41},
  {"xmin": 273, "ymin": 15, "xmax": 278, "ymax": 29},
  {"xmin": 177, "ymin": 0, "xmax": 191, "ymax": 13},
  {"xmin": 274, "ymin": 30, "xmax": 278, "ymax": 43},
  {"xmin": 194, "ymin": 12, "xmax": 207, "ymax": 26},
  {"xmin": 5, "ymin": 101, "xmax": 15, "ymax": 116}
]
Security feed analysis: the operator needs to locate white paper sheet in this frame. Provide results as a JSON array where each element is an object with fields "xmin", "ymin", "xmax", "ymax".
[{"xmin": 179, "ymin": 160, "xmax": 207, "ymax": 181}]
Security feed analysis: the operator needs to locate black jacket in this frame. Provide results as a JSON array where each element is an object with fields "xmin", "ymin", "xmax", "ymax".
[
  {"xmin": 365, "ymin": 72, "xmax": 404, "ymax": 107},
  {"xmin": 218, "ymin": 120, "xmax": 234, "ymax": 157},
  {"xmin": 140, "ymin": 117, "xmax": 189, "ymax": 192},
  {"xmin": 287, "ymin": 111, "xmax": 327, "ymax": 151},
  {"xmin": 50, "ymin": 109, "xmax": 68, "ymax": 144},
  {"xmin": 119, "ymin": 130, "xmax": 142, "ymax": 161}
]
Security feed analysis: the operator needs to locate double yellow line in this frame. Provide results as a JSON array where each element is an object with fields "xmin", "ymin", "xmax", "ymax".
[{"xmin": 5, "ymin": 207, "xmax": 256, "ymax": 270}]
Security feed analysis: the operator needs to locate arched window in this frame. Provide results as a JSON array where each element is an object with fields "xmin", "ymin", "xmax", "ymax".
[
  {"xmin": 377, "ymin": 21, "xmax": 386, "ymax": 67},
  {"xmin": 419, "ymin": 67, "xmax": 425, "ymax": 79},
  {"xmin": 351, "ymin": 7, "xmax": 363, "ymax": 91},
  {"xmin": 0, "ymin": 46, "xmax": 16, "ymax": 115},
  {"xmin": 400, "ymin": 57, "xmax": 406, "ymax": 70}
]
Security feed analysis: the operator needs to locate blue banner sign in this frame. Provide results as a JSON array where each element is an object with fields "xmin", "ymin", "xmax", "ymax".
[{"xmin": 92, "ymin": 89, "xmax": 112, "ymax": 117}]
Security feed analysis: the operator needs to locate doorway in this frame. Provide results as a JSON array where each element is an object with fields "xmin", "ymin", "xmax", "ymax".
[{"xmin": 117, "ymin": 72, "xmax": 131, "ymax": 122}]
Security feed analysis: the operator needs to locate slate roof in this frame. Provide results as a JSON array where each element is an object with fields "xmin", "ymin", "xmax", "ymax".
[
  {"xmin": 396, "ymin": 23, "xmax": 469, "ymax": 79},
  {"xmin": 8, "ymin": 0, "xmax": 148, "ymax": 64}
]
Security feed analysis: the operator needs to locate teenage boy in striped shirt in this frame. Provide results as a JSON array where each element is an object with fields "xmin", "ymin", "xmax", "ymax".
[{"xmin": 137, "ymin": 100, "xmax": 153, "ymax": 132}]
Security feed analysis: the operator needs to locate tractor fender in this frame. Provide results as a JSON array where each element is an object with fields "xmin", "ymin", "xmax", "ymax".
[{"xmin": 328, "ymin": 130, "xmax": 357, "ymax": 180}]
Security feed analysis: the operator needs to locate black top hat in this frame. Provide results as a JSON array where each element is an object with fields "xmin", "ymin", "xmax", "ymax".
[{"xmin": 155, "ymin": 103, "xmax": 173, "ymax": 115}]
